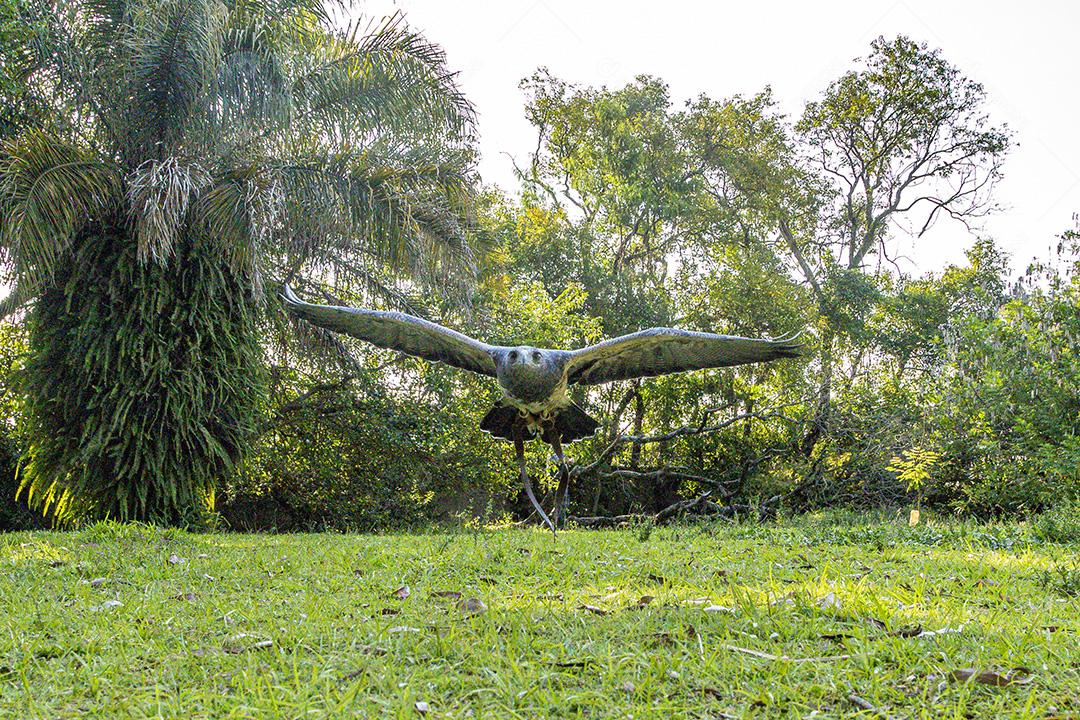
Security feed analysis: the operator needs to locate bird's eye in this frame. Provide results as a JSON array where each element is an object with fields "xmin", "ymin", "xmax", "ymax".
[
  {"xmin": 508, "ymin": 351, "xmax": 518, "ymax": 361},
  {"xmin": 532, "ymin": 351, "xmax": 542, "ymax": 363}
]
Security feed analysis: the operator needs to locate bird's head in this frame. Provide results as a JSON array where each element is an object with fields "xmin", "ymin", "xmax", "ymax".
[{"xmin": 496, "ymin": 346, "xmax": 559, "ymax": 381}]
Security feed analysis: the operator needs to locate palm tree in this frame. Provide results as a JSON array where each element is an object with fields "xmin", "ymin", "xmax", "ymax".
[{"xmin": 0, "ymin": 0, "xmax": 477, "ymax": 524}]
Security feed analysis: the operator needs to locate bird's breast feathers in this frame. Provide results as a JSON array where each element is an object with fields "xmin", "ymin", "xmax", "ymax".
[{"xmin": 502, "ymin": 374, "xmax": 569, "ymax": 416}]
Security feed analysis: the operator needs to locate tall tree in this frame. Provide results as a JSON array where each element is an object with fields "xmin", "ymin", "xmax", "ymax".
[
  {"xmin": 0, "ymin": 0, "xmax": 476, "ymax": 524},
  {"xmin": 789, "ymin": 35, "xmax": 1010, "ymax": 455},
  {"xmin": 512, "ymin": 75, "xmax": 809, "ymax": 515}
]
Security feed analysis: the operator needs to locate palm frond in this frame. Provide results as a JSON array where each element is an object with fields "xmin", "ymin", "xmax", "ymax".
[
  {"xmin": 127, "ymin": 156, "xmax": 211, "ymax": 262},
  {"xmin": 234, "ymin": 149, "xmax": 475, "ymax": 292},
  {"xmin": 0, "ymin": 280, "xmax": 34, "ymax": 320},
  {"xmin": 123, "ymin": 0, "xmax": 227, "ymax": 157},
  {"xmin": 0, "ymin": 129, "xmax": 121, "ymax": 290},
  {"xmin": 291, "ymin": 12, "xmax": 475, "ymax": 145}
]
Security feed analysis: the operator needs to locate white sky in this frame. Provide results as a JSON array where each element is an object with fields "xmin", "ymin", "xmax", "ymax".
[{"xmin": 360, "ymin": 0, "xmax": 1080, "ymax": 275}]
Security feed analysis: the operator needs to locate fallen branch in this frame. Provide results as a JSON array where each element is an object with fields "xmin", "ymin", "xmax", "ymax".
[
  {"xmin": 720, "ymin": 644, "xmax": 851, "ymax": 663},
  {"xmin": 568, "ymin": 514, "xmax": 642, "ymax": 528},
  {"xmin": 655, "ymin": 492, "xmax": 722, "ymax": 523},
  {"xmin": 594, "ymin": 468, "xmax": 737, "ymax": 497},
  {"xmin": 846, "ymin": 692, "xmax": 897, "ymax": 720},
  {"xmin": 574, "ymin": 405, "xmax": 797, "ymax": 481},
  {"xmin": 568, "ymin": 495, "xmax": 759, "ymax": 528}
]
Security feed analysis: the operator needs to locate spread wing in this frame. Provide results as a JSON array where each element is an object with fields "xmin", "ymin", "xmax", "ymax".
[
  {"xmin": 565, "ymin": 328, "xmax": 803, "ymax": 386},
  {"xmin": 282, "ymin": 285, "xmax": 499, "ymax": 377}
]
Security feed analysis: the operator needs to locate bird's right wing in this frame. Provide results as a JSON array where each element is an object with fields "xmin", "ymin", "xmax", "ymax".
[{"xmin": 282, "ymin": 285, "xmax": 499, "ymax": 377}]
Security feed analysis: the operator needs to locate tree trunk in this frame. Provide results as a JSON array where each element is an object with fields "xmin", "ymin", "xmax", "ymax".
[
  {"xmin": 801, "ymin": 326, "xmax": 835, "ymax": 458},
  {"xmin": 628, "ymin": 384, "xmax": 644, "ymax": 469}
]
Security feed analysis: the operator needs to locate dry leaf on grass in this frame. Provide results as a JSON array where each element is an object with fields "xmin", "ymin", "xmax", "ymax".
[
  {"xmin": 947, "ymin": 667, "xmax": 1034, "ymax": 686},
  {"xmin": 820, "ymin": 632, "xmax": 855, "ymax": 642},
  {"xmin": 90, "ymin": 600, "xmax": 122, "ymax": 611},
  {"xmin": 391, "ymin": 585, "xmax": 410, "ymax": 600},
  {"xmin": 431, "ymin": 590, "xmax": 462, "ymax": 600},
  {"xmin": 817, "ymin": 592, "xmax": 842, "ymax": 610},
  {"xmin": 917, "ymin": 624, "xmax": 965, "ymax": 638},
  {"xmin": 414, "ymin": 701, "xmax": 430, "ymax": 714},
  {"xmin": 459, "ymin": 597, "xmax": 487, "ymax": 615},
  {"xmin": 167, "ymin": 554, "xmax": 184, "ymax": 565},
  {"xmin": 223, "ymin": 635, "xmax": 273, "ymax": 654},
  {"xmin": 649, "ymin": 632, "xmax": 676, "ymax": 647},
  {"xmin": 578, "ymin": 604, "xmax": 608, "ymax": 616},
  {"xmin": 846, "ymin": 692, "xmax": 896, "ymax": 719}
]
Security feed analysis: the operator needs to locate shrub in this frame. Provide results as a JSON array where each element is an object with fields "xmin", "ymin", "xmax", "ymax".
[
  {"xmin": 220, "ymin": 371, "xmax": 512, "ymax": 531},
  {"xmin": 18, "ymin": 229, "xmax": 263, "ymax": 526}
]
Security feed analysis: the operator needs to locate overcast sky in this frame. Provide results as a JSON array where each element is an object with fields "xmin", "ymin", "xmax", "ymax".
[{"xmin": 360, "ymin": 0, "xmax": 1080, "ymax": 274}]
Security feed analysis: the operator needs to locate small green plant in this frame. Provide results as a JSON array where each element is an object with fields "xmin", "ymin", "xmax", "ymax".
[
  {"xmin": 1034, "ymin": 562, "xmax": 1080, "ymax": 597},
  {"xmin": 888, "ymin": 447, "xmax": 941, "ymax": 512},
  {"xmin": 635, "ymin": 518, "xmax": 655, "ymax": 543},
  {"xmin": 1033, "ymin": 504, "xmax": 1080, "ymax": 544}
]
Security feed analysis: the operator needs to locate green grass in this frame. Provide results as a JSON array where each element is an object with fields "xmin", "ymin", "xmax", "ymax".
[{"xmin": 2, "ymin": 515, "xmax": 1078, "ymax": 718}]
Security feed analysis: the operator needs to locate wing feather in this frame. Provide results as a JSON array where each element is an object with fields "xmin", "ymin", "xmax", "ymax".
[
  {"xmin": 565, "ymin": 328, "xmax": 802, "ymax": 386},
  {"xmin": 282, "ymin": 286, "xmax": 499, "ymax": 377}
]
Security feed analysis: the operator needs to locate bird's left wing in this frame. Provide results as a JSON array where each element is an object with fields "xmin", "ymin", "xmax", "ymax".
[
  {"xmin": 282, "ymin": 286, "xmax": 499, "ymax": 377},
  {"xmin": 565, "ymin": 328, "xmax": 802, "ymax": 386}
]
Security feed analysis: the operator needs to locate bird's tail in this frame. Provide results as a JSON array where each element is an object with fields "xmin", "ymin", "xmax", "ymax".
[
  {"xmin": 479, "ymin": 402, "xmax": 600, "ymax": 444},
  {"xmin": 548, "ymin": 403, "xmax": 601, "ymax": 443}
]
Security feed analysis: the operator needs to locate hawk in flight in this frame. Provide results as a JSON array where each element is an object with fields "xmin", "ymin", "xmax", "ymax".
[{"xmin": 283, "ymin": 286, "xmax": 802, "ymax": 531}]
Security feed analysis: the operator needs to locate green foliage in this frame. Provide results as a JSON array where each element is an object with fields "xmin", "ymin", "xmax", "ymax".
[
  {"xmin": 224, "ymin": 369, "xmax": 508, "ymax": 531},
  {"xmin": 0, "ymin": 0, "xmax": 40, "ymax": 138},
  {"xmin": 19, "ymin": 228, "xmax": 264, "ymax": 525},
  {"xmin": 1033, "ymin": 504, "xmax": 1080, "ymax": 544},
  {"xmin": 926, "ymin": 239, "xmax": 1080, "ymax": 514},
  {"xmin": 0, "ymin": 320, "xmax": 40, "ymax": 529},
  {"xmin": 1035, "ymin": 562, "xmax": 1080, "ymax": 598}
]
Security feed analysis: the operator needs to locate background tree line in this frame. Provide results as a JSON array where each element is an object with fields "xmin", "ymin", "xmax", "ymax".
[{"xmin": 0, "ymin": 1, "xmax": 1076, "ymax": 529}]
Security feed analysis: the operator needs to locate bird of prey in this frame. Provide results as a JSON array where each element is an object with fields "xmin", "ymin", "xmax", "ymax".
[{"xmin": 282, "ymin": 286, "xmax": 802, "ymax": 531}]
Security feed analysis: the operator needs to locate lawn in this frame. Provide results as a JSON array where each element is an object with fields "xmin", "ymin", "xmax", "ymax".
[{"xmin": 1, "ymin": 515, "xmax": 1077, "ymax": 718}]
